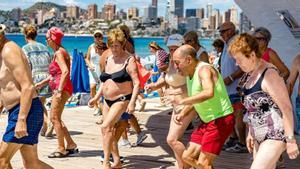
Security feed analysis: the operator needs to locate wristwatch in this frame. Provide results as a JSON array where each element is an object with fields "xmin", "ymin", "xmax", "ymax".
[{"xmin": 286, "ymin": 135, "xmax": 296, "ymax": 143}]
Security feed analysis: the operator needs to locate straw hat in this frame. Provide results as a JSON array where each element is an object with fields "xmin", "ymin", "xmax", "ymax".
[{"xmin": 0, "ymin": 24, "xmax": 6, "ymax": 34}]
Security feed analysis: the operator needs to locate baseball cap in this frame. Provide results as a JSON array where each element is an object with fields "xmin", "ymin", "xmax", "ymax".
[{"xmin": 166, "ymin": 34, "xmax": 183, "ymax": 47}]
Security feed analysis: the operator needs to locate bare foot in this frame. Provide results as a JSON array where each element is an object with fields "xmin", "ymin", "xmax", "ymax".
[
  {"xmin": 111, "ymin": 161, "xmax": 122, "ymax": 169},
  {"xmin": 103, "ymin": 161, "xmax": 112, "ymax": 169}
]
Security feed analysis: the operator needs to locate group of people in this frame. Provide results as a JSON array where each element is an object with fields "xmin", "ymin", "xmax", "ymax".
[{"xmin": 0, "ymin": 19, "xmax": 299, "ymax": 169}]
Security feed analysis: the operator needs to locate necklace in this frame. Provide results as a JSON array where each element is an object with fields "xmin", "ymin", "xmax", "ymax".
[{"xmin": 244, "ymin": 60, "xmax": 263, "ymax": 89}]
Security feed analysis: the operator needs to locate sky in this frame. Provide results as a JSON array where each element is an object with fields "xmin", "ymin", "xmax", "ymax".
[{"xmin": 0, "ymin": 0, "xmax": 240, "ymax": 16}]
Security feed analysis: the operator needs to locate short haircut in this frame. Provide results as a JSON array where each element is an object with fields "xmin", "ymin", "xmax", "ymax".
[
  {"xmin": 183, "ymin": 31, "xmax": 198, "ymax": 43},
  {"xmin": 212, "ymin": 39, "xmax": 224, "ymax": 49},
  {"xmin": 24, "ymin": 25, "xmax": 37, "ymax": 40},
  {"xmin": 178, "ymin": 45, "xmax": 197, "ymax": 60},
  {"xmin": 107, "ymin": 28, "xmax": 126, "ymax": 47},
  {"xmin": 254, "ymin": 27, "xmax": 272, "ymax": 43},
  {"xmin": 228, "ymin": 33, "xmax": 262, "ymax": 58}
]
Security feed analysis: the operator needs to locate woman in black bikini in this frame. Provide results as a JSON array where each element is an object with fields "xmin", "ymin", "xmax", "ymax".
[{"xmin": 89, "ymin": 28, "xmax": 140, "ymax": 169}]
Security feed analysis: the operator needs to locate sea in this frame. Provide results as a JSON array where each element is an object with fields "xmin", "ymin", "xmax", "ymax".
[{"xmin": 6, "ymin": 34, "xmax": 214, "ymax": 59}]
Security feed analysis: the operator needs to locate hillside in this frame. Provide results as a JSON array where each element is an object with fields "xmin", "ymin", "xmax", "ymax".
[{"xmin": 23, "ymin": 2, "xmax": 66, "ymax": 15}]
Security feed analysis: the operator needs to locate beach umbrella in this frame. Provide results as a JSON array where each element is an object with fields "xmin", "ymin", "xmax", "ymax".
[{"xmin": 71, "ymin": 49, "xmax": 90, "ymax": 93}]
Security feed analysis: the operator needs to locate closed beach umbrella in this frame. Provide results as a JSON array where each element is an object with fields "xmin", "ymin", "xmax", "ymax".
[{"xmin": 71, "ymin": 49, "xmax": 90, "ymax": 93}]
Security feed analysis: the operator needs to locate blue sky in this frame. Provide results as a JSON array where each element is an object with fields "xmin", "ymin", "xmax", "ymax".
[{"xmin": 0, "ymin": 0, "xmax": 239, "ymax": 16}]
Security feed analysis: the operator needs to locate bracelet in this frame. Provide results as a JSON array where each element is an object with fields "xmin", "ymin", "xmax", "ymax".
[
  {"xmin": 228, "ymin": 75, "xmax": 234, "ymax": 82},
  {"xmin": 286, "ymin": 135, "xmax": 296, "ymax": 143}
]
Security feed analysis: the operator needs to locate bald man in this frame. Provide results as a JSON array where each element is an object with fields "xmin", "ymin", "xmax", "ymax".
[
  {"xmin": 170, "ymin": 45, "xmax": 234, "ymax": 169},
  {"xmin": 0, "ymin": 24, "xmax": 53, "ymax": 169}
]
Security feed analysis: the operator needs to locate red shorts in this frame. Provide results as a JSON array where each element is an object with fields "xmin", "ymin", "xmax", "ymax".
[
  {"xmin": 190, "ymin": 114, "xmax": 235, "ymax": 155},
  {"xmin": 232, "ymin": 101, "xmax": 244, "ymax": 110}
]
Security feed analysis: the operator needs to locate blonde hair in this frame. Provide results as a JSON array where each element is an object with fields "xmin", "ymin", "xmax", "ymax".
[
  {"xmin": 228, "ymin": 33, "xmax": 261, "ymax": 58},
  {"xmin": 107, "ymin": 28, "xmax": 126, "ymax": 47},
  {"xmin": 149, "ymin": 41, "xmax": 163, "ymax": 50},
  {"xmin": 24, "ymin": 25, "xmax": 37, "ymax": 40}
]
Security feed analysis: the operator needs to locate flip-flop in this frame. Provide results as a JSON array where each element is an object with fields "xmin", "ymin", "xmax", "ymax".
[
  {"xmin": 48, "ymin": 151, "xmax": 68, "ymax": 158},
  {"xmin": 66, "ymin": 147, "xmax": 79, "ymax": 155}
]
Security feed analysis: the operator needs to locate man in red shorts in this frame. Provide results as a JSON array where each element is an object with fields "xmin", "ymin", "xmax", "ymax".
[{"xmin": 170, "ymin": 45, "xmax": 234, "ymax": 169}]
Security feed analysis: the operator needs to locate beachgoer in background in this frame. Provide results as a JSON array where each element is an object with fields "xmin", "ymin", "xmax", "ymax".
[
  {"xmin": 36, "ymin": 27, "xmax": 78, "ymax": 158},
  {"xmin": 253, "ymin": 27, "xmax": 290, "ymax": 81},
  {"xmin": 22, "ymin": 24, "xmax": 53, "ymax": 138},
  {"xmin": 229, "ymin": 33, "xmax": 299, "ymax": 169},
  {"xmin": 85, "ymin": 30, "xmax": 103, "ymax": 116},
  {"xmin": 88, "ymin": 28, "xmax": 140, "ymax": 169},
  {"xmin": 183, "ymin": 31, "xmax": 209, "ymax": 63},
  {"xmin": 145, "ymin": 34, "xmax": 197, "ymax": 169},
  {"xmin": 287, "ymin": 53, "xmax": 300, "ymax": 134},
  {"xmin": 0, "ymin": 23, "xmax": 53, "ymax": 169},
  {"xmin": 219, "ymin": 21, "xmax": 247, "ymax": 153},
  {"xmin": 211, "ymin": 38, "xmax": 224, "ymax": 70},
  {"xmin": 148, "ymin": 41, "xmax": 168, "ymax": 106},
  {"xmin": 171, "ymin": 45, "xmax": 234, "ymax": 169}
]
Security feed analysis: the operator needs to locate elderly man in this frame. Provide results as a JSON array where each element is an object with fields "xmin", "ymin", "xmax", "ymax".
[
  {"xmin": 218, "ymin": 21, "xmax": 247, "ymax": 153},
  {"xmin": 0, "ymin": 24, "xmax": 53, "ymax": 169},
  {"xmin": 171, "ymin": 45, "xmax": 234, "ymax": 169}
]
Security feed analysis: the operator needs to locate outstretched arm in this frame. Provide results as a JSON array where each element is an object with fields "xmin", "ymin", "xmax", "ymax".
[{"xmin": 287, "ymin": 54, "xmax": 300, "ymax": 96}]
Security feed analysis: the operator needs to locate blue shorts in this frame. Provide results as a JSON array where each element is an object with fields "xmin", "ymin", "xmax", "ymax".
[
  {"xmin": 3, "ymin": 98, "xmax": 44, "ymax": 145},
  {"xmin": 120, "ymin": 112, "xmax": 132, "ymax": 121}
]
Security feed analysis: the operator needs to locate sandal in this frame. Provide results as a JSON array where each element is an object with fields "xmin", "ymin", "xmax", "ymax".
[
  {"xmin": 66, "ymin": 147, "xmax": 79, "ymax": 155},
  {"xmin": 48, "ymin": 151, "xmax": 68, "ymax": 158}
]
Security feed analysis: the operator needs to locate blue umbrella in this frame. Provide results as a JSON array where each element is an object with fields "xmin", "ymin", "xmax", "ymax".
[{"xmin": 71, "ymin": 49, "xmax": 90, "ymax": 93}]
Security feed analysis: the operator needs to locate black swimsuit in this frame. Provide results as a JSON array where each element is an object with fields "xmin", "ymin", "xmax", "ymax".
[{"xmin": 100, "ymin": 56, "xmax": 133, "ymax": 107}]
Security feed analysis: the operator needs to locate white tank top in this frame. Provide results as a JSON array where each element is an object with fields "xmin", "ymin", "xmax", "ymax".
[{"xmin": 90, "ymin": 44, "xmax": 101, "ymax": 74}]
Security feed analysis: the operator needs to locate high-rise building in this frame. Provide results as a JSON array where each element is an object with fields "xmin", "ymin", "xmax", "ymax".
[
  {"xmin": 206, "ymin": 3, "xmax": 212, "ymax": 18},
  {"xmin": 88, "ymin": 4, "xmax": 97, "ymax": 19},
  {"xmin": 67, "ymin": 5, "xmax": 79, "ymax": 19},
  {"xmin": 165, "ymin": 0, "xmax": 171, "ymax": 22},
  {"xmin": 128, "ymin": 7, "xmax": 139, "ymax": 19},
  {"xmin": 144, "ymin": 6, "xmax": 157, "ymax": 21},
  {"xmin": 240, "ymin": 12, "xmax": 252, "ymax": 33},
  {"xmin": 102, "ymin": 3, "xmax": 116, "ymax": 21},
  {"xmin": 186, "ymin": 17, "xmax": 200, "ymax": 31},
  {"xmin": 196, "ymin": 8, "xmax": 205, "ymax": 19},
  {"xmin": 210, "ymin": 9, "xmax": 220, "ymax": 29},
  {"xmin": 152, "ymin": 0, "xmax": 158, "ymax": 7},
  {"xmin": 170, "ymin": 0, "xmax": 184, "ymax": 18},
  {"xmin": 117, "ymin": 9, "xmax": 127, "ymax": 20},
  {"xmin": 11, "ymin": 8, "xmax": 22, "ymax": 21},
  {"xmin": 186, "ymin": 9, "xmax": 196, "ymax": 18},
  {"xmin": 229, "ymin": 6, "xmax": 239, "ymax": 27}
]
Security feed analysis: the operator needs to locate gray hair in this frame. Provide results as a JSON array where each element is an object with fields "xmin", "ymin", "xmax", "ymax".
[{"xmin": 254, "ymin": 27, "xmax": 272, "ymax": 43}]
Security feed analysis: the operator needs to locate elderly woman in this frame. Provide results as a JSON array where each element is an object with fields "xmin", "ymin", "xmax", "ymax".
[
  {"xmin": 229, "ymin": 33, "xmax": 299, "ymax": 169},
  {"xmin": 253, "ymin": 27, "xmax": 290, "ymax": 80},
  {"xmin": 89, "ymin": 28, "xmax": 139, "ymax": 169},
  {"xmin": 36, "ymin": 27, "xmax": 78, "ymax": 158},
  {"xmin": 22, "ymin": 25, "xmax": 53, "ymax": 137},
  {"xmin": 145, "ymin": 34, "xmax": 196, "ymax": 169},
  {"xmin": 85, "ymin": 30, "xmax": 103, "ymax": 115}
]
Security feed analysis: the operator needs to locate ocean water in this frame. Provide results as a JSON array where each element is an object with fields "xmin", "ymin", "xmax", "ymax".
[{"xmin": 6, "ymin": 34, "xmax": 213, "ymax": 58}]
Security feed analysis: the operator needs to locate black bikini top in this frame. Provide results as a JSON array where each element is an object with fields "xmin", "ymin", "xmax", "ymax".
[{"xmin": 100, "ymin": 56, "xmax": 132, "ymax": 83}]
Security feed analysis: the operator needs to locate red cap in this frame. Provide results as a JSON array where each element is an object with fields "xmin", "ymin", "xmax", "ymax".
[{"xmin": 46, "ymin": 27, "xmax": 64, "ymax": 46}]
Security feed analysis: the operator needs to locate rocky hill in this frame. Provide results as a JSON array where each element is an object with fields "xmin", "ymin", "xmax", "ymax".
[{"xmin": 23, "ymin": 2, "xmax": 66, "ymax": 15}]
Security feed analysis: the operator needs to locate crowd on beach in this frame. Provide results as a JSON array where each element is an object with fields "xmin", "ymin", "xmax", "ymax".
[{"xmin": 0, "ymin": 20, "xmax": 299, "ymax": 169}]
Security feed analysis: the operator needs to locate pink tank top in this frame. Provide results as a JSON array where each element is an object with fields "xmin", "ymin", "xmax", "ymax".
[
  {"xmin": 49, "ymin": 49, "xmax": 73, "ymax": 95},
  {"xmin": 261, "ymin": 48, "xmax": 275, "ymax": 62}
]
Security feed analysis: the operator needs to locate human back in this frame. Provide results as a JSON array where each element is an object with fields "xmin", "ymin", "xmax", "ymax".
[{"xmin": 0, "ymin": 40, "xmax": 37, "ymax": 109}]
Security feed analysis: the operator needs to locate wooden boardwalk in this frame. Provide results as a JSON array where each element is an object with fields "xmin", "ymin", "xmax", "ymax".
[{"xmin": 0, "ymin": 98, "xmax": 299, "ymax": 169}]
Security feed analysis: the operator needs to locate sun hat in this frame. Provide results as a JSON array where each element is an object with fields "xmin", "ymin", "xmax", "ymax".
[
  {"xmin": 0, "ymin": 24, "xmax": 6, "ymax": 34},
  {"xmin": 46, "ymin": 27, "xmax": 64, "ymax": 46}
]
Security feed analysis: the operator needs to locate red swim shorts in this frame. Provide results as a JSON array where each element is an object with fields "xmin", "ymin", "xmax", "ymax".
[{"xmin": 190, "ymin": 114, "xmax": 235, "ymax": 155}]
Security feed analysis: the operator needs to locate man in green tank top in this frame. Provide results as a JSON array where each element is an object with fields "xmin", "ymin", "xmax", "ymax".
[{"xmin": 170, "ymin": 45, "xmax": 234, "ymax": 169}]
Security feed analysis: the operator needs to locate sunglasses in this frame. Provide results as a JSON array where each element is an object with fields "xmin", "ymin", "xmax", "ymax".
[
  {"xmin": 219, "ymin": 29, "xmax": 230, "ymax": 34},
  {"xmin": 255, "ymin": 37, "xmax": 266, "ymax": 41},
  {"xmin": 94, "ymin": 35, "xmax": 102, "ymax": 38},
  {"xmin": 184, "ymin": 39, "xmax": 193, "ymax": 44}
]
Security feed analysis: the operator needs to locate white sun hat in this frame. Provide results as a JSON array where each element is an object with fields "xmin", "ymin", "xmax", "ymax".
[
  {"xmin": 0, "ymin": 24, "xmax": 6, "ymax": 34},
  {"xmin": 166, "ymin": 34, "xmax": 184, "ymax": 47}
]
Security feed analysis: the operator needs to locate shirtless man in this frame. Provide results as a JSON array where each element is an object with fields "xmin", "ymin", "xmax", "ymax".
[
  {"xmin": 287, "ymin": 53, "xmax": 300, "ymax": 134},
  {"xmin": 0, "ymin": 24, "xmax": 53, "ymax": 169}
]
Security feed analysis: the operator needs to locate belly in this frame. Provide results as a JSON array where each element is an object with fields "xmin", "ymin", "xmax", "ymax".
[{"xmin": 102, "ymin": 80, "xmax": 133, "ymax": 100}]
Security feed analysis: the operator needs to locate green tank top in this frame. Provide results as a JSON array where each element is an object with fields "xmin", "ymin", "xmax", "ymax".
[{"xmin": 187, "ymin": 62, "xmax": 233, "ymax": 123}]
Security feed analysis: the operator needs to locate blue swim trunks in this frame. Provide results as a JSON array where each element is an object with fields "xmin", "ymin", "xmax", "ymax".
[
  {"xmin": 3, "ymin": 98, "xmax": 44, "ymax": 145},
  {"xmin": 120, "ymin": 112, "xmax": 132, "ymax": 121}
]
